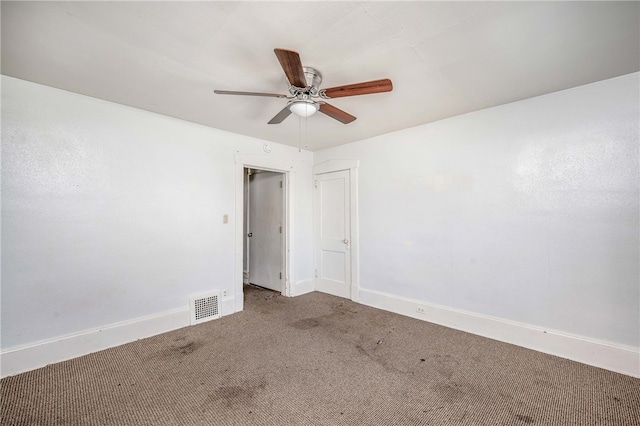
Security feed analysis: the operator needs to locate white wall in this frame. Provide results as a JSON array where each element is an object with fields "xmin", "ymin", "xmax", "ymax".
[
  {"xmin": 2, "ymin": 72, "xmax": 638, "ymax": 377},
  {"xmin": 1, "ymin": 76, "xmax": 313, "ymax": 374},
  {"xmin": 315, "ymin": 73, "xmax": 639, "ymax": 373}
]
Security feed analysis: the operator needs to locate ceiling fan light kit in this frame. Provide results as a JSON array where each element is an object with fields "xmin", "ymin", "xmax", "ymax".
[
  {"xmin": 214, "ymin": 48, "xmax": 392, "ymax": 125},
  {"xmin": 289, "ymin": 100, "xmax": 319, "ymax": 118}
]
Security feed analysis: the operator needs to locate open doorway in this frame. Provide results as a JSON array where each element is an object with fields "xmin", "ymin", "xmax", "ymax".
[{"xmin": 243, "ymin": 168, "xmax": 285, "ymax": 293}]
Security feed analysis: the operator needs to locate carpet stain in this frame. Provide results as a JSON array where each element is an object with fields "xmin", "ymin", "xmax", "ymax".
[
  {"xmin": 355, "ymin": 344, "xmax": 407, "ymax": 374},
  {"xmin": 290, "ymin": 318, "xmax": 321, "ymax": 330},
  {"xmin": 373, "ymin": 329, "xmax": 394, "ymax": 350},
  {"xmin": 155, "ymin": 340, "xmax": 204, "ymax": 359},
  {"xmin": 207, "ymin": 380, "xmax": 267, "ymax": 408},
  {"xmin": 516, "ymin": 414, "xmax": 535, "ymax": 423},
  {"xmin": 177, "ymin": 341, "xmax": 202, "ymax": 355},
  {"xmin": 288, "ymin": 302, "xmax": 360, "ymax": 332},
  {"xmin": 332, "ymin": 302, "xmax": 358, "ymax": 315},
  {"xmin": 432, "ymin": 354, "xmax": 460, "ymax": 379},
  {"xmin": 432, "ymin": 382, "xmax": 466, "ymax": 403}
]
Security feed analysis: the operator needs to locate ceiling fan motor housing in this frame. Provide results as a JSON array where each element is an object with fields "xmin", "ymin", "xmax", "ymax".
[{"xmin": 289, "ymin": 67, "xmax": 322, "ymax": 96}]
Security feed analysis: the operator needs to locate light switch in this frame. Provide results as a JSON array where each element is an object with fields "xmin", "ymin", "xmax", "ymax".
[{"xmin": 223, "ymin": 214, "xmax": 228, "ymax": 224}]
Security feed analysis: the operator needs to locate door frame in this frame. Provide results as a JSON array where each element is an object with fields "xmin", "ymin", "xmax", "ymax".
[
  {"xmin": 245, "ymin": 168, "xmax": 285, "ymax": 293},
  {"xmin": 313, "ymin": 159, "xmax": 360, "ymax": 302},
  {"xmin": 235, "ymin": 154, "xmax": 294, "ymax": 312}
]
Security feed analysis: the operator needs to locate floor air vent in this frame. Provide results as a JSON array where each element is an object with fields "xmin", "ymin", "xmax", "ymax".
[{"xmin": 190, "ymin": 291, "xmax": 221, "ymax": 325}]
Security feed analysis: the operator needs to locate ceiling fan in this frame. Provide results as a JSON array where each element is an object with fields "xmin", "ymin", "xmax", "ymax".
[{"xmin": 214, "ymin": 48, "xmax": 393, "ymax": 125}]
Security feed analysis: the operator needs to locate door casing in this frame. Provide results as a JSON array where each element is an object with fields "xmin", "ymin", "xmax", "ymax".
[{"xmin": 234, "ymin": 154, "xmax": 294, "ymax": 312}]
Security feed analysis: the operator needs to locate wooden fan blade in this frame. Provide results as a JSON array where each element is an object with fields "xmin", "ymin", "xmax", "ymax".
[
  {"xmin": 214, "ymin": 90, "xmax": 288, "ymax": 98},
  {"xmin": 268, "ymin": 105, "xmax": 293, "ymax": 124},
  {"xmin": 319, "ymin": 103, "xmax": 356, "ymax": 124},
  {"xmin": 274, "ymin": 48, "xmax": 307, "ymax": 88},
  {"xmin": 322, "ymin": 79, "xmax": 392, "ymax": 99}
]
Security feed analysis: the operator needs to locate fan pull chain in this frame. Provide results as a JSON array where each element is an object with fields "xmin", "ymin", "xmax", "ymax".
[
  {"xmin": 298, "ymin": 115, "xmax": 302, "ymax": 152},
  {"xmin": 305, "ymin": 113, "xmax": 309, "ymax": 150}
]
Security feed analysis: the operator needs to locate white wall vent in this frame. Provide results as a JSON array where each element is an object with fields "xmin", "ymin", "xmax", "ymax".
[{"xmin": 190, "ymin": 291, "xmax": 221, "ymax": 325}]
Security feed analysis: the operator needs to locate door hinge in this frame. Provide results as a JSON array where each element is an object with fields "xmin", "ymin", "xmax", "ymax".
[
  {"xmin": 280, "ymin": 272, "xmax": 282, "ymax": 279},
  {"xmin": 280, "ymin": 180, "xmax": 283, "ymax": 188},
  {"xmin": 315, "ymin": 269, "xmax": 318, "ymax": 278},
  {"xmin": 279, "ymin": 226, "xmax": 282, "ymax": 234},
  {"xmin": 314, "ymin": 180, "xmax": 318, "ymax": 188}
]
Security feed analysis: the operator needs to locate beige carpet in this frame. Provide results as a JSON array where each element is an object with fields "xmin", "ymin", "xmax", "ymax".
[{"xmin": 2, "ymin": 285, "xmax": 639, "ymax": 425}]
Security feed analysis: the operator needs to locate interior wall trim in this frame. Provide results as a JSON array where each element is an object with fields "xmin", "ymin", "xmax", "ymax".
[
  {"xmin": 234, "ymin": 154, "xmax": 294, "ymax": 300},
  {"xmin": 290, "ymin": 279, "xmax": 315, "ymax": 297},
  {"xmin": 313, "ymin": 159, "xmax": 359, "ymax": 175},
  {"xmin": 358, "ymin": 287, "xmax": 640, "ymax": 378},
  {"xmin": 0, "ymin": 299, "xmax": 233, "ymax": 378}
]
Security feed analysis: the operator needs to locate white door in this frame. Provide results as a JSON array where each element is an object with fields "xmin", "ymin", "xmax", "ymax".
[
  {"xmin": 248, "ymin": 170, "xmax": 283, "ymax": 292},
  {"xmin": 315, "ymin": 170, "xmax": 351, "ymax": 298}
]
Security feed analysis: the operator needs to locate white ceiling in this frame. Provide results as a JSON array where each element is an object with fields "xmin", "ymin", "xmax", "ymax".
[{"xmin": 2, "ymin": 1, "xmax": 638, "ymax": 151}]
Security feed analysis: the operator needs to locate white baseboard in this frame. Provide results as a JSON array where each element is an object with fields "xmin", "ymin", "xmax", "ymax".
[
  {"xmin": 290, "ymin": 279, "xmax": 315, "ymax": 297},
  {"xmin": 5, "ymin": 290, "xmax": 636, "ymax": 379},
  {"xmin": 316, "ymin": 278, "xmax": 350, "ymax": 299},
  {"xmin": 358, "ymin": 288, "xmax": 640, "ymax": 378},
  {"xmin": 220, "ymin": 297, "xmax": 237, "ymax": 317},
  {"xmin": 1, "ymin": 297, "xmax": 239, "ymax": 378}
]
